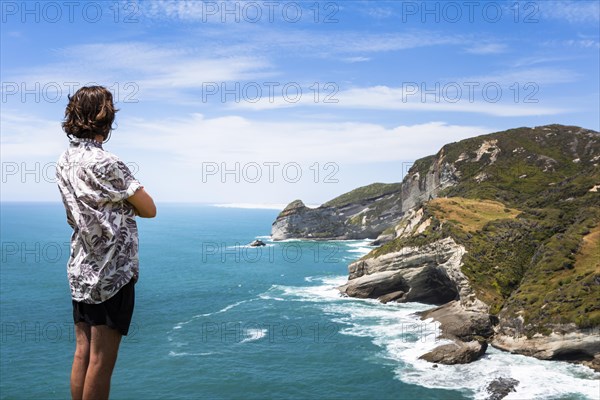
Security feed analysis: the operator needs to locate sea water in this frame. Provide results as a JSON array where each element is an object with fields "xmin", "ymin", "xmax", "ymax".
[{"xmin": 1, "ymin": 203, "xmax": 598, "ymax": 399}]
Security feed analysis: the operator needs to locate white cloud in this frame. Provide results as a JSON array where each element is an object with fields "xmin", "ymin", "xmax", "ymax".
[
  {"xmin": 1, "ymin": 109, "xmax": 488, "ymax": 166},
  {"xmin": 464, "ymin": 43, "xmax": 508, "ymax": 55},
  {"xmin": 366, "ymin": 6, "xmax": 394, "ymax": 19},
  {"xmin": 538, "ymin": 1, "xmax": 600, "ymax": 23},
  {"xmin": 113, "ymin": 114, "xmax": 489, "ymax": 166},
  {"xmin": 230, "ymin": 84, "xmax": 569, "ymax": 117},
  {"xmin": 343, "ymin": 57, "xmax": 371, "ymax": 63},
  {"xmin": 2, "ymin": 42, "xmax": 274, "ymax": 102},
  {"xmin": 141, "ymin": 0, "xmax": 213, "ymax": 21},
  {"xmin": 1, "ymin": 110, "xmax": 492, "ymax": 203},
  {"xmin": 460, "ymin": 67, "xmax": 580, "ymax": 86},
  {"xmin": 142, "ymin": 1, "xmax": 392, "ymax": 24},
  {"xmin": 0, "ymin": 31, "xmax": 478, "ymax": 108},
  {"xmin": 182, "ymin": 25, "xmax": 471, "ymax": 58},
  {"xmin": 511, "ymin": 56, "xmax": 572, "ymax": 68},
  {"xmin": 0, "ymin": 111, "xmax": 64, "ymax": 158},
  {"xmin": 543, "ymin": 39, "xmax": 600, "ymax": 49}
]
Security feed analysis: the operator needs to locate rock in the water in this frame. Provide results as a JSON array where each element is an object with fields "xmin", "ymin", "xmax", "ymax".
[
  {"xmin": 420, "ymin": 300, "xmax": 492, "ymax": 341},
  {"xmin": 377, "ymin": 290, "xmax": 405, "ymax": 304},
  {"xmin": 417, "ymin": 301, "xmax": 492, "ymax": 365},
  {"xmin": 419, "ymin": 339, "xmax": 487, "ymax": 365},
  {"xmin": 485, "ymin": 377, "xmax": 519, "ymax": 400},
  {"xmin": 581, "ymin": 354, "xmax": 600, "ymax": 372},
  {"xmin": 249, "ymin": 239, "xmax": 266, "ymax": 247}
]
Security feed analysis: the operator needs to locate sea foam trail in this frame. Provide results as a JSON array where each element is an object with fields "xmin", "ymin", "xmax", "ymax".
[
  {"xmin": 240, "ymin": 328, "xmax": 268, "ymax": 343},
  {"xmin": 166, "ymin": 298, "xmax": 261, "ymax": 355},
  {"xmin": 168, "ymin": 299, "xmax": 254, "ymax": 336},
  {"xmin": 168, "ymin": 351, "xmax": 214, "ymax": 357},
  {"xmin": 265, "ymin": 275, "xmax": 600, "ymax": 400}
]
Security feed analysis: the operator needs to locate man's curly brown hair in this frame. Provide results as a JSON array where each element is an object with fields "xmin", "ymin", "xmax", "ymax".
[{"xmin": 62, "ymin": 86, "xmax": 118, "ymax": 140}]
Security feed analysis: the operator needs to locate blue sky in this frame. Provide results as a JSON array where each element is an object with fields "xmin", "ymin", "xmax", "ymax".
[{"xmin": 1, "ymin": 0, "xmax": 599, "ymax": 205}]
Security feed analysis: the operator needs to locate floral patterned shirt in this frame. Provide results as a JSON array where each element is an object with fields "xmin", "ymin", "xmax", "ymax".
[{"xmin": 56, "ymin": 137, "xmax": 142, "ymax": 304}]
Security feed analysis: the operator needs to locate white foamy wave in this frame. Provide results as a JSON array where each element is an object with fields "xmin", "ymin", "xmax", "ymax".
[
  {"xmin": 319, "ymin": 276, "xmax": 349, "ymax": 287},
  {"xmin": 269, "ymin": 275, "xmax": 600, "ymax": 399},
  {"xmin": 343, "ymin": 240, "xmax": 375, "ymax": 247},
  {"xmin": 341, "ymin": 256, "xmax": 364, "ymax": 262},
  {"xmin": 338, "ymin": 239, "xmax": 376, "ymax": 257},
  {"xmin": 302, "ymin": 275, "xmax": 343, "ymax": 284},
  {"xmin": 474, "ymin": 349, "xmax": 599, "ymax": 399},
  {"xmin": 201, "ymin": 299, "xmax": 251, "ymax": 317},
  {"xmin": 168, "ymin": 351, "xmax": 214, "ymax": 357},
  {"xmin": 348, "ymin": 246, "xmax": 373, "ymax": 254},
  {"xmin": 324, "ymin": 301, "xmax": 435, "ymax": 343},
  {"xmin": 258, "ymin": 293, "xmax": 285, "ymax": 301},
  {"xmin": 240, "ymin": 328, "xmax": 268, "ymax": 343},
  {"xmin": 262, "ymin": 275, "xmax": 347, "ymax": 303},
  {"xmin": 323, "ymin": 298, "xmax": 600, "ymax": 399},
  {"xmin": 394, "ymin": 344, "xmax": 600, "ymax": 399}
]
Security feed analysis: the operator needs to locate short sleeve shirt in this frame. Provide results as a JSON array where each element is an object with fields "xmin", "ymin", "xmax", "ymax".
[{"xmin": 56, "ymin": 137, "xmax": 142, "ymax": 304}]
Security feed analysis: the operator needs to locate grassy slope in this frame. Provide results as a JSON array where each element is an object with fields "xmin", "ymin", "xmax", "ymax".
[
  {"xmin": 501, "ymin": 216, "xmax": 600, "ymax": 333},
  {"xmin": 323, "ymin": 182, "xmax": 402, "ymax": 208},
  {"xmin": 427, "ymin": 198, "xmax": 520, "ymax": 232}
]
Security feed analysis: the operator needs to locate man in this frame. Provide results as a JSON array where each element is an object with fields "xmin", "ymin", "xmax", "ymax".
[{"xmin": 56, "ymin": 86, "xmax": 156, "ymax": 400}]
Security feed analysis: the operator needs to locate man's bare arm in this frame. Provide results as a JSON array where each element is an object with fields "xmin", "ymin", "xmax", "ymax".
[{"xmin": 127, "ymin": 187, "xmax": 157, "ymax": 218}]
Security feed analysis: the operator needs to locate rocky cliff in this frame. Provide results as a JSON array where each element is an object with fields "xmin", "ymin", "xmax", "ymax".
[
  {"xmin": 271, "ymin": 150, "xmax": 459, "ymax": 241},
  {"xmin": 272, "ymin": 124, "xmax": 600, "ymax": 370},
  {"xmin": 271, "ymin": 183, "xmax": 403, "ymax": 240}
]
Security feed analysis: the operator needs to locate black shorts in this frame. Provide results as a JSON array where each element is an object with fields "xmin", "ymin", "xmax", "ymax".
[{"xmin": 72, "ymin": 279, "xmax": 135, "ymax": 336}]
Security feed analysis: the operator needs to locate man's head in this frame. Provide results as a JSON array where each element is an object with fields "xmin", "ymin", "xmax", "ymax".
[{"xmin": 62, "ymin": 86, "xmax": 118, "ymax": 140}]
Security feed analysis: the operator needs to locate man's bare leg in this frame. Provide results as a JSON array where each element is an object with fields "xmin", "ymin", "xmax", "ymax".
[
  {"xmin": 82, "ymin": 325, "xmax": 122, "ymax": 400},
  {"xmin": 71, "ymin": 322, "xmax": 91, "ymax": 400}
]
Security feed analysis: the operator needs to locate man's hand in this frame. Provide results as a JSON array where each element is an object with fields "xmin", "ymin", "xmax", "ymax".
[{"xmin": 127, "ymin": 187, "xmax": 157, "ymax": 218}]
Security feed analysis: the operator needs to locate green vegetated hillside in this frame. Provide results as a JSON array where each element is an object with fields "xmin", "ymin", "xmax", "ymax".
[
  {"xmin": 323, "ymin": 182, "xmax": 403, "ymax": 208},
  {"xmin": 366, "ymin": 125, "xmax": 600, "ymax": 333}
]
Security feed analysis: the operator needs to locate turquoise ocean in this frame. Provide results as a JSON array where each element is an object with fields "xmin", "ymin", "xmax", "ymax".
[{"xmin": 1, "ymin": 203, "xmax": 598, "ymax": 399}]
